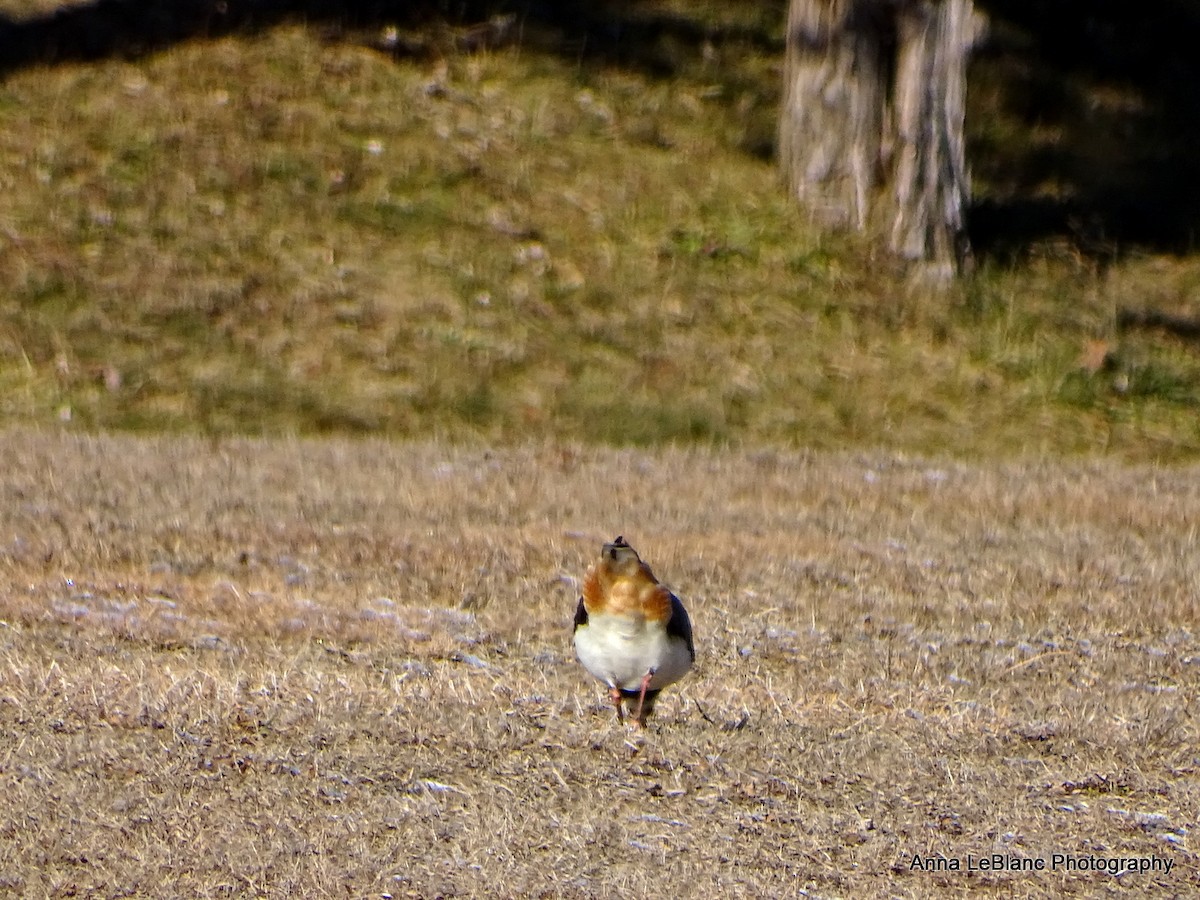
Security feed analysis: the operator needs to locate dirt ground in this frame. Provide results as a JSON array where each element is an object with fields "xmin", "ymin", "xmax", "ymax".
[{"xmin": 0, "ymin": 430, "xmax": 1196, "ymax": 897}]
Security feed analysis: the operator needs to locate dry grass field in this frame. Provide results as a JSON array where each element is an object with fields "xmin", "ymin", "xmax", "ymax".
[{"xmin": 0, "ymin": 430, "xmax": 1196, "ymax": 897}]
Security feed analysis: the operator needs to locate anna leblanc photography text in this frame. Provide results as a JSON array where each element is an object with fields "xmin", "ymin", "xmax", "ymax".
[{"xmin": 908, "ymin": 853, "xmax": 1175, "ymax": 876}]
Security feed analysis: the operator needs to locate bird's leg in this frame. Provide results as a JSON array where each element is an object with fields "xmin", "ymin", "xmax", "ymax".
[
  {"xmin": 608, "ymin": 685, "xmax": 625, "ymax": 723},
  {"xmin": 633, "ymin": 669, "xmax": 656, "ymax": 727}
]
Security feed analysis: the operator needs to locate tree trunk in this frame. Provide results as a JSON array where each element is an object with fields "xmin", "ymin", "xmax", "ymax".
[
  {"xmin": 778, "ymin": 0, "xmax": 885, "ymax": 231},
  {"xmin": 779, "ymin": 0, "xmax": 977, "ymax": 278},
  {"xmin": 889, "ymin": 0, "xmax": 973, "ymax": 277}
]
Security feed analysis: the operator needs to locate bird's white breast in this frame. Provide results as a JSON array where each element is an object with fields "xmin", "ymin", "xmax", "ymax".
[{"xmin": 574, "ymin": 611, "xmax": 693, "ymax": 692}]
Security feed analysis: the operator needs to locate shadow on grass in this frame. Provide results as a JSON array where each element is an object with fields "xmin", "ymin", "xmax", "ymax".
[
  {"xmin": 0, "ymin": 1, "xmax": 782, "ymax": 74},
  {"xmin": 970, "ymin": 0, "xmax": 1200, "ymax": 259}
]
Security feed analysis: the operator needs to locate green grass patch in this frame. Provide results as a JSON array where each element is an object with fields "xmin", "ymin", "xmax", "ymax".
[{"xmin": 0, "ymin": 5, "xmax": 1199, "ymax": 460}]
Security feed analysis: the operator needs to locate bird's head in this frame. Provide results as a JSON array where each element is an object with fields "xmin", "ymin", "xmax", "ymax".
[{"xmin": 600, "ymin": 535, "xmax": 642, "ymax": 576}]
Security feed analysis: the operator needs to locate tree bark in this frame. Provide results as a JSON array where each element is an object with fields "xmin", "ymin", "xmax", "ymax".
[
  {"xmin": 779, "ymin": 0, "xmax": 977, "ymax": 278},
  {"xmin": 778, "ymin": 0, "xmax": 885, "ymax": 231},
  {"xmin": 889, "ymin": 0, "xmax": 973, "ymax": 277}
]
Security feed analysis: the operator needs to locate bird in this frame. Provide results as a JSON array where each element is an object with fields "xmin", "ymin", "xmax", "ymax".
[{"xmin": 572, "ymin": 536, "xmax": 695, "ymax": 727}]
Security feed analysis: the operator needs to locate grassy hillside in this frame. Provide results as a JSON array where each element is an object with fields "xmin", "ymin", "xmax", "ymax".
[
  {"xmin": 1, "ymin": 1, "xmax": 1199, "ymax": 459},
  {"xmin": 0, "ymin": 431, "xmax": 1197, "ymax": 896}
]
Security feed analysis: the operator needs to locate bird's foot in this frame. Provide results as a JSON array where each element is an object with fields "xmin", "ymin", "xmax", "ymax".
[
  {"xmin": 608, "ymin": 686, "xmax": 625, "ymax": 724},
  {"xmin": 633, "ymin": 669, "xmax": 656, "ymax": 727}
]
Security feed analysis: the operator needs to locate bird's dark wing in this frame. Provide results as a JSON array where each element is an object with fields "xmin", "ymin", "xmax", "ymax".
[
  {"xmin": 666, "ymin": 593, "xmax": 695, "ymax": 661},
  {"xmin": 573, "ymin": 596, "xmax": 588, "ymax": 630}
]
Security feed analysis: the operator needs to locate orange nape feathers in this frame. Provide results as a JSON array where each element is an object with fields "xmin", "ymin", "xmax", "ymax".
[{"xmin": 581, "ymin": 545, "xmax": 675, "ymax": 625}]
